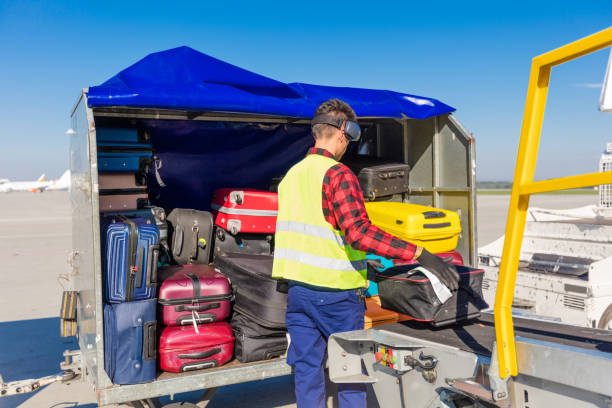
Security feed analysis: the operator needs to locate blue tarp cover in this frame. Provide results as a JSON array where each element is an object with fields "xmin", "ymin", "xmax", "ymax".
[{"xmin": 88, "ymin": 46, "xmax": 454, "ymax": 119}]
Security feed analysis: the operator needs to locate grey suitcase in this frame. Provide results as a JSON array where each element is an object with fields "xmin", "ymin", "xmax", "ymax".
[
  {"xmin": 167, "ymin": 209, "xmax": 214, "ymax": 264},
  {"xmin": 343, "ymin": 156, "xmax": 410, "ymax": 200}
]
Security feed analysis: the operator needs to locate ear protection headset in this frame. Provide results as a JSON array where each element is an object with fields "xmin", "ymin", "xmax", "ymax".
[{"xmin": 311, "ymin": 114, "xmax": 361, "ymax": 142}]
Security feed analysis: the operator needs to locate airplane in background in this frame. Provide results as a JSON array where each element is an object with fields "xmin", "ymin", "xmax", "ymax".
[
  {"xmin": 45, "ymin": 170, "xmax": 71, "ymax": 191},
  {"xmin": 0, "ymin": 170, "xmax": 70, "ymax": 193}
]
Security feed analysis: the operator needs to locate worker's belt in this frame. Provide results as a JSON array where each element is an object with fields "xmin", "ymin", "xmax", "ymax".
[{"xmin": 288, "ymin": 280, "xmax": 365, "ymax": 301}]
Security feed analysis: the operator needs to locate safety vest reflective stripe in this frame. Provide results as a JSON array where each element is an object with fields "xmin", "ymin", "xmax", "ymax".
[
  {"xmin": 276, "ymin": 220, "xmax": 348, "ymax": 247},
  {"xmin": 274, "ymin": 248, "xmax": 367, "ymax": 272}
]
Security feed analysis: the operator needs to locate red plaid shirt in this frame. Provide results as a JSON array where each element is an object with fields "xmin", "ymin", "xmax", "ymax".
[{"xmin": 310, "ymin": 147, "xmax": 417, "ymax": 260}]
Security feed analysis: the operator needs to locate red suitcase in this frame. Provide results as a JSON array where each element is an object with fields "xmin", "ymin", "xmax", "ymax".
[
  {"xmin": 158, "ymin": 265, "xmax": 232, "ymax": 326},
  {"xmin": 211, "ymin": 188, "xmax": 278, "ymax": 234},
  {"xmin": 159, "ymin": 323, "xmax": 234, "ymax": 373}
]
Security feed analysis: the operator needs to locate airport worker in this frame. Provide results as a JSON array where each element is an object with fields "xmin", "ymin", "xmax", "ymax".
[{"xmin": 272, "ymin": 98, "xmax": 460, "ymax": 408}]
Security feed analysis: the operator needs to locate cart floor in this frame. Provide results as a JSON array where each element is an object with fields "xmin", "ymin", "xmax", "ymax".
[
  {"xmin": 98, "ymin": 357, "xmax": 292, "ymax": 406},
  {"xmin": 156, "ymin": 357, "xmax": 288, "ymax": 380},
  {"xmin": 378, "ymin": 313, "xmax": 612, "ymax": 357}
]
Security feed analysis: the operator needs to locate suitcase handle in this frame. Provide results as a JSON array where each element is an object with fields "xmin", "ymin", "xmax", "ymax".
[
  {"xmin": 176, "ymin": 313, "xmax": 216, "ymax": 325},
  {"xmin": 422, "ymin": 211, "xmax": 446, "ymax": 219},
  {"xmin": 173, "ymin": 226, "xmax": 184, "ymax": 256},
  {"xmin": 175, "ymin": 303, "xmax": 220, "ymax": 312},
  {"xmin": 378, "ymin": 170, "xmax": 405, "ymax": 179},
  {"xmin": 146, "ymin": 245, "xmax": 159, "ymax": 287},
  {"xmin": 180, "ymin": 360, "xmax": 218, "ymax": 372},
  {"xmin": 178, "ymin": 347, "xmax": 222, "ymax": 360},
  {"xmin": 423, "ymin": 222, "xmax": 451, "ymax": 229},
  {"xmin": 264, "ymin": 347, "xmax": 287, "ymax": 359},
  {"xmin": 189, "ymin": 225, "xmax": 199, "ymax": 263},
  {"xmin": 142, "ymin": 321, "xmax": 157, "ymax": 361}
]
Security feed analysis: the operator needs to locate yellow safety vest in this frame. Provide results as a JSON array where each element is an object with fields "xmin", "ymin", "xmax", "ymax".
[{"xmin": 272, "ymin": 153, "xmax": 367, "ymax": 289}]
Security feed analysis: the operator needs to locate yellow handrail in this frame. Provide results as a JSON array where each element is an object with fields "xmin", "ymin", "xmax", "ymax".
[{"xmin": 494, "ymin": 27, "xmax": 612, "ymax": 378}]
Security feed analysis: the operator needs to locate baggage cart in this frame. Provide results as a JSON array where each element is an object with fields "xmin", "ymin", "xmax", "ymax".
[{"xmin": 66, "ymin": 89, "xmax": 477, "ymax": 406}]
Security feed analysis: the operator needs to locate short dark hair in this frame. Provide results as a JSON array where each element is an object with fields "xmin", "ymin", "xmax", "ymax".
[{"xmin": 312, "ymin": 99, "xmax": 357, "ymax": 140}]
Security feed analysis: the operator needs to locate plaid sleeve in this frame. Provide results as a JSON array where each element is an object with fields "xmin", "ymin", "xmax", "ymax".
[{"xmin": 322, "ymin": 164, "xmax": 417, "ymax": 260}]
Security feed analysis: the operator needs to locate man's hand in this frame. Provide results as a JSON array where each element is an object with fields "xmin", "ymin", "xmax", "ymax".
[
  {"xmin": 416, "ymin": 248, "xmax": 460, "ymax": 291},
  {"xmin": 366, "ymin": 259, "xmax": 384, "ymax": 281}
]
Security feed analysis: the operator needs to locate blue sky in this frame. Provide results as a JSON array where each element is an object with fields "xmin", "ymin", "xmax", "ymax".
[{"xmin": 0, "ymin": 1, "xmax": 611, "ymax": 181}]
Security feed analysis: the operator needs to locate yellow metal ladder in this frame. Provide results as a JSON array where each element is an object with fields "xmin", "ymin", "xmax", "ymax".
[{"xmin": 494, "ymin": 27, "xmax": 612, "ymax": 378}]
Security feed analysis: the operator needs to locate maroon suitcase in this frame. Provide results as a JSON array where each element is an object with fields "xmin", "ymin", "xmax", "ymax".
[
  {"xmin": 159, "ymin": 323, "xmax": 234, "ymax": 373},
  {"xmin": 158, "ymin": 265, "xmax": 232, "ymax": 326}
]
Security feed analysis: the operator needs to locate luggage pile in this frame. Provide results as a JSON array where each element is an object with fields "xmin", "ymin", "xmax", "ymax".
[
  {"xmin": 97, "ymin": 128, "xmax": 152, "ymax": 212},
  {"xmin": 210, "ymin": 189, "xmax": 278, "ymax": 257},
  {"xmin": 97, "ymin": 129, "xmax": 164, "ymax": 385},
  {"xmin": 362, "ymin": 200, "xmax": 488, "ymax": 327},
  {"xmin": 157, "ymin": 265, "xmax": 234, "ymax": 373},
  {"xmin": 210, "ymin": 189, "xmax": 288, "ymax": 363},
  {"xmin": 97, "ymin": 143, "xmax": 481, "ymax": 384},
  {"xmin": 99, "ymin": 181, "xmax": 287, "ymax": 384},
  {"xmin": 102, "ymin": 212, "xmax": 161, "ymax": 385}
]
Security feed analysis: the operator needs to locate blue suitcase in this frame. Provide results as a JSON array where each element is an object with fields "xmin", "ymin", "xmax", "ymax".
[
  {"xmin": 104, "ymin": 299, "xmax": 157, "ymax": 384},
  {"xmin": 105, "ymin": 217, "xmax": 160, "ymax": 303},
  {"xmin": 97, "ymin": 143, "xmax": 153, "ymax": 173},
  {"xmin": 96, "ymin": 127, "xmax": 151, "ymax": 144}
]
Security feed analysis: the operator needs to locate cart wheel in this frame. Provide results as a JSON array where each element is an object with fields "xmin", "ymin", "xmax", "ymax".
[
  {"xmin": 130, "ymin": 398, "xmax": 162, "ymax": 408},
  {"xmin": 597, "ymin": 303, "xmax": 612, "ymax": 330}
]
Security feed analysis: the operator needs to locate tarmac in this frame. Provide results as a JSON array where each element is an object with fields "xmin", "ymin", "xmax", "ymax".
[{"xmin": 0, "ymin": 191, "xmax": 598, "ymax": 407}]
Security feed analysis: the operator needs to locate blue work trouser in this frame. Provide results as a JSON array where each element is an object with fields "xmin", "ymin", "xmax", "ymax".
[{"xmin": 286, "ymin": 284, "xmax": 366, "ymax": 408}]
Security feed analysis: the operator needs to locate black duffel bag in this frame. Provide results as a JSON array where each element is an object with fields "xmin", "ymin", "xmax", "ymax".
[
  {"xmin": 231, "ymin": 310, "xmax": 288, "ymax": 363},
  {"xmin": 377, "ymin": 264, "xmax": 488, "ymax": 327}
]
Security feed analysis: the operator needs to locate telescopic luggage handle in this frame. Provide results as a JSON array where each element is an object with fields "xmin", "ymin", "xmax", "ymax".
[
  {"xmin": 146, "ymin": 245, "xmax": 159, "ymax": 287},
  {"xmin": 142, "ymin": 321, "xmax": 157, "ymax": 361}
]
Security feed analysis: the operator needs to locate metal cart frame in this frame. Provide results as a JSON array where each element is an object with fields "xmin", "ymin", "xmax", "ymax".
[{"xmin": 68, "ymin": 89, "xmax": 477, "ymax": 406}]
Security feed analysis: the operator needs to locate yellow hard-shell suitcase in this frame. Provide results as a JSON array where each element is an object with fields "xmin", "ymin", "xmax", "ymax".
[{"xmin": 364, "ymin": 202, "xmax": 461, "ymax": 253}]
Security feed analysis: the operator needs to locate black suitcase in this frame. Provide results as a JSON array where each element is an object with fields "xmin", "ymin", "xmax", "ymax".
[
  {"xmin": 342, "ymin": 156, "xmax": 410, "ymax": 200},
  {"xmin": 377, "ymin": 264, "xmax": 488, "ymax": 327},
  {"xmin": 231, "ymin": 310, "xmax": 288, "ymax": 363},
  {"xmin": 167, "ymin": 209, "xmax": 214, "ymax": 264},
  {"xmin": 213, "ymin": 228, "xmax": 273, "ymax": 259},
  {"xmin": 214, "ymin": 253, "xmax": 287, "ymax": 328}
]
